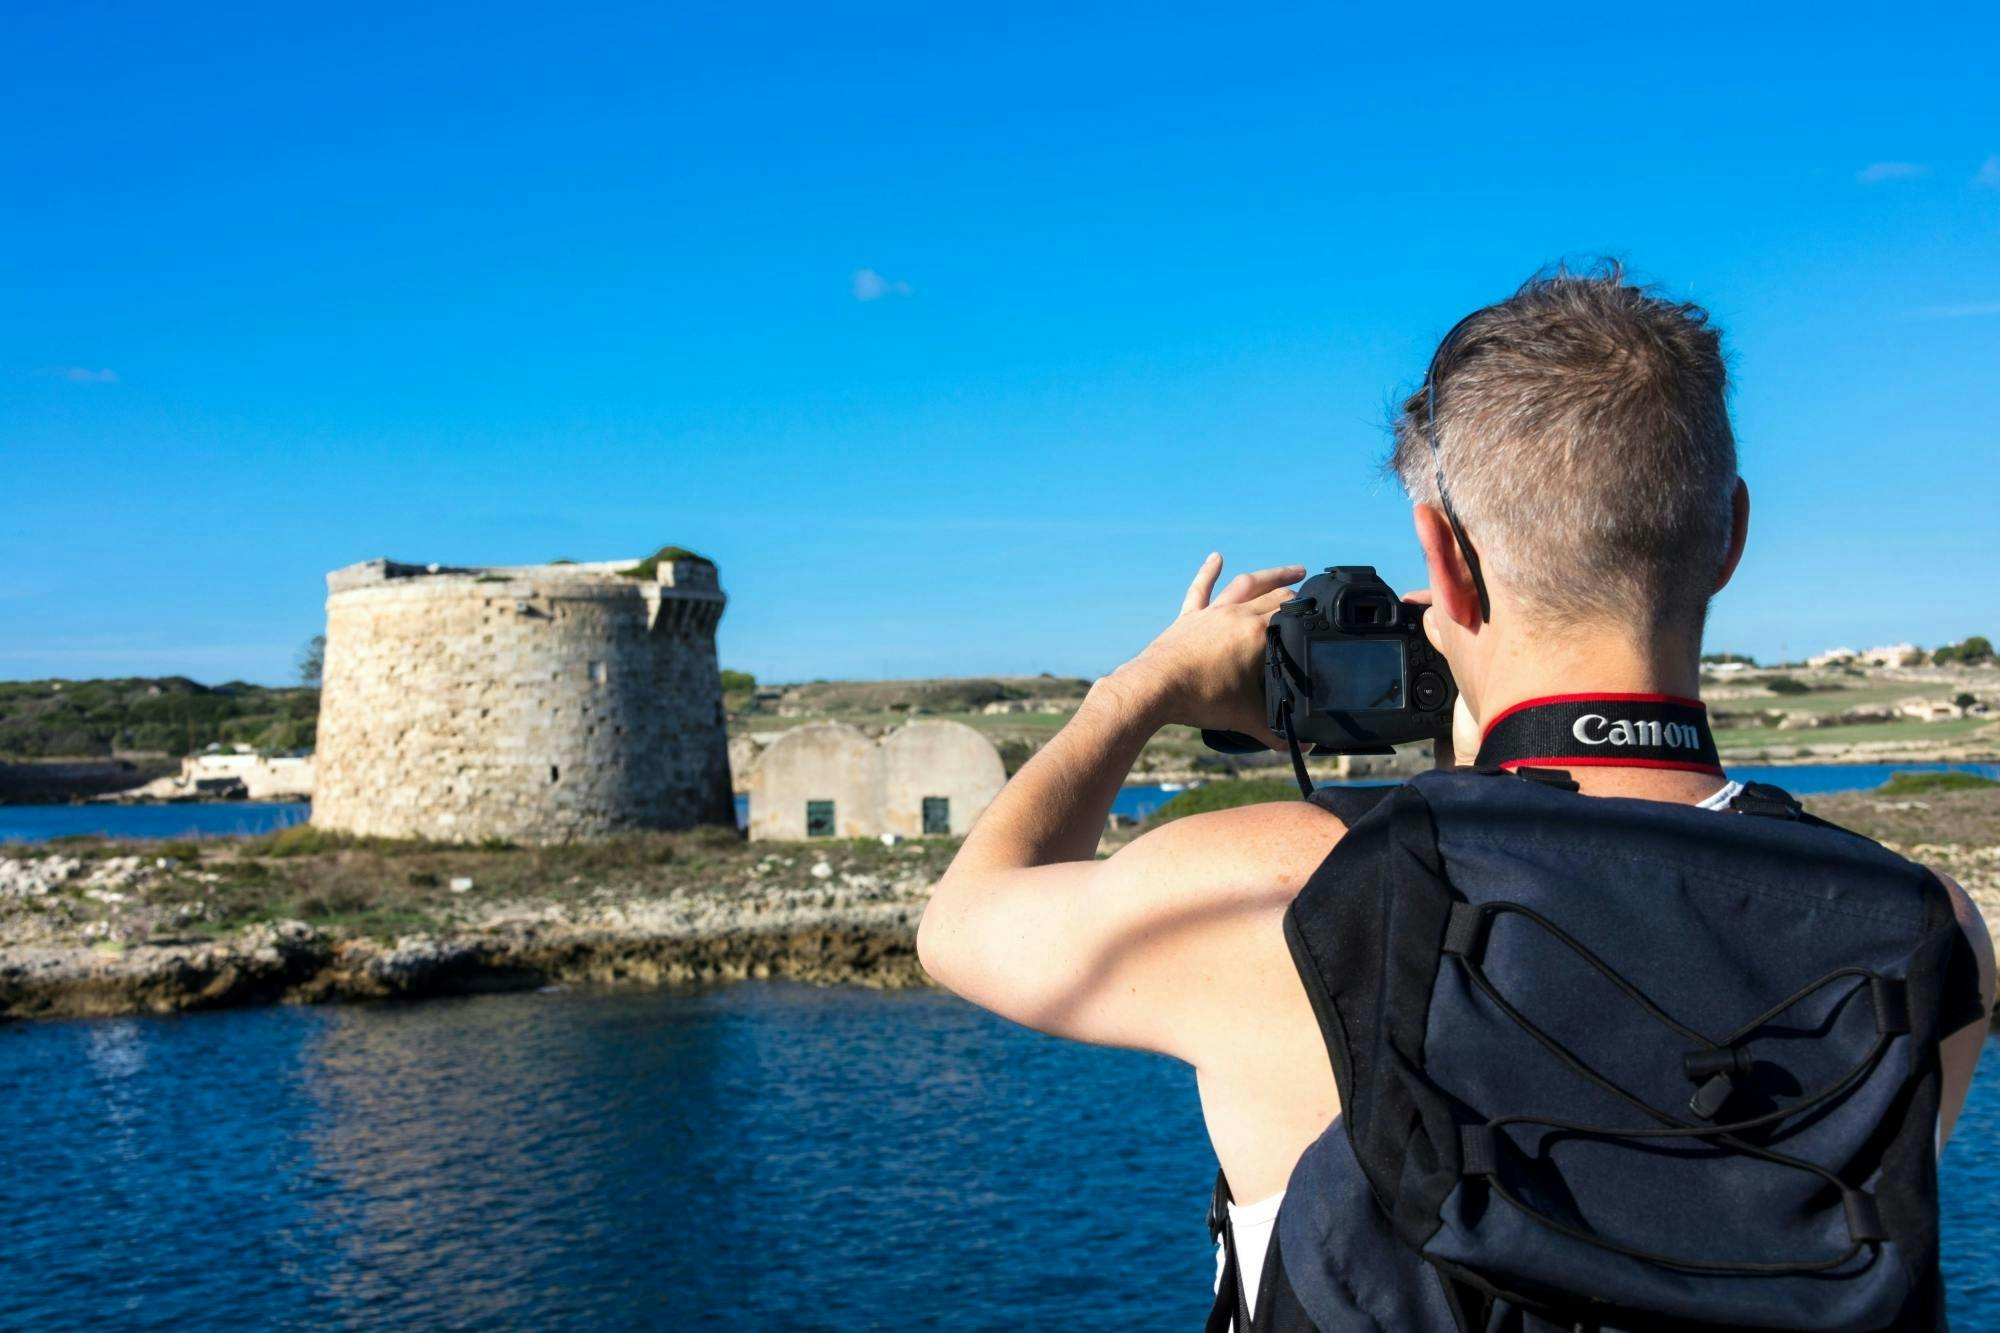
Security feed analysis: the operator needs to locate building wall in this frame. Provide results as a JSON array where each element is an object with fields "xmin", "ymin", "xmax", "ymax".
[
  {"xmin": 878, "ymin": 720, "xmax": 1007, "ymax": 837},
  {"xmin": 313, "ymin": 558, "xmax": 733, "ymax": 843},
  {"xmin": 185, "ymin": 753, "xmax": 315, "ymax": 800},
  {"xmin": 746, "ymin": 719, "xmax": 1006, "ymax": 841},
  {"xmin": 746, "ymin": 723, "xmax": 879, "ymax": 841}
]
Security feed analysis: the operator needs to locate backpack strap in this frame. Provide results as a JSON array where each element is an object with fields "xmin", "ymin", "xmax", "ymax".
[
  {"xmin": 1205, "ymin": 1169, "xmax": 1238, "ymax": 1333},
  {"xmin": 1306, "ymin": 783, "xmax": 1398, "ymax": 826},
  {"xmin": 1205, "ymin": 1173, "xmax": 1319, "ymax": 1333}
]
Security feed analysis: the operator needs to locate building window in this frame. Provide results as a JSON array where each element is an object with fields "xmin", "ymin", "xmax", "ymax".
[
  {"xmin": 922, "ymin": 796, "xmax": 950, "ymax": 836},
  {"xmin": 806, "ymin": 800, "xmax": 836, "ymax": 837}
]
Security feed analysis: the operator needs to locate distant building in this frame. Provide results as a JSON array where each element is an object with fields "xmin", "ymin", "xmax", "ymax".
[
  {"xmin": 747, "ymin": 720, "xmax": 1006, "ymax": 841},
  {"xmin": 1897, "ymin": 698, "xmax": 1966, "ymax": 722},
  {"xmin": 1859, "ymin": 643, "xmax": 1920, "ymax": 667},
  {"xmin": 125, "ymin": 752, "xmax": 315, "ymax": 802},
  {"xmin": 313, "ymin": 553, "xmax": 734, "ymax": 844},
  {"xmin": 1808, "ymin": 647, "xmax": 1858, "ymax": 668}
]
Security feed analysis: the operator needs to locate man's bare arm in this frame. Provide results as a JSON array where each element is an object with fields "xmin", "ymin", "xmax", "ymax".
[
  {"xmin": 917, "ymin": 555, "xmax": 1339, "ymax": 1062},
  {"xmin": 1935, "ymin": 870, "xmax": 1995, "ymax": 1148}
]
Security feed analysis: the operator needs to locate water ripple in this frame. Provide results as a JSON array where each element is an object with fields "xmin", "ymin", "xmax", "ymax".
[{"xmin": 0, "ymin": 987, "xmax": 1993, "ymax": 1329}]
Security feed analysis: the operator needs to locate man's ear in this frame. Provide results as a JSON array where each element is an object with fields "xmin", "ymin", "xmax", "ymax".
[
  {"xmin": 1413, "ymin": 503, "xmax": 1483, "ymax": 630},
  {"xmin": 1713, "ymin": 479, "xmax": 1750, "ymax": 593}
]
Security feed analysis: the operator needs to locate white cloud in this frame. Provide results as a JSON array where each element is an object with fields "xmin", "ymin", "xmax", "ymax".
[
  {"xmin": 852, "ymin": 268, "xmax": 913, "ymax": 301},
  {"xmin": 62, "ymin": 367, "xmax": 119, "ymax": 383},
  {"xmin": 1975, "ymin": 155, "xmax": 2000, "ymax": 188},
  {"xmin": 1855, "ymin": 161, "xmax": 1929, "ymax": 184},
  {"xmin": 1920, "ymin": 301, "xmax": 2000, "ymax": 318}
]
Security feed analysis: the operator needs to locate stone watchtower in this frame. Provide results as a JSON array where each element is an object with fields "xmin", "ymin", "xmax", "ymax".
[{"xmin": 312, "ymin": 550, "xmax": 734, "ymax": 843}]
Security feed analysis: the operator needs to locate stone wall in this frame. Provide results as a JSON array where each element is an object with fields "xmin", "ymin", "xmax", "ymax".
[
  {"xmin": 313, "ymin": 557, "xmax": 733, "ymax": 843},
  {"xmin": 747, "ymin": 719, "xmax": 1006, "ymax": 841}
]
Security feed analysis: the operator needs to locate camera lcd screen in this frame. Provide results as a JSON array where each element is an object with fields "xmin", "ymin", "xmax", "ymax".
[{"xmin": 1308, "ymin": 639, "xmax": 1405, "ymax": 712}]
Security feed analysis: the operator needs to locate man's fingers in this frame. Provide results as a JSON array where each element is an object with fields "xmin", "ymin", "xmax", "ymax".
[
  {"xmin": 1182, "ymin": 552, "xmax": 1224, "ymax": 614},
  {"xmin": 1213, "ymin": 564, "xmax": 1306, "ymax": 606},
  {"xmin": 1246, "ymin": 584, "xmax": 1301, "ymax": 615}
]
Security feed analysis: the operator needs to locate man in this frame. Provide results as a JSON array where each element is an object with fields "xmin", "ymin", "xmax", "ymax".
[{"xmin": 918, "ymin": 266, "xmax": 1994, "ymax": 1330}]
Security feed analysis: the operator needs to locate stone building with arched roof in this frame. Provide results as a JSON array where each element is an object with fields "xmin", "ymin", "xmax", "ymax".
[{"xmin": 747, "ymin": 719, "xmax": 1006, "ymax": 842}]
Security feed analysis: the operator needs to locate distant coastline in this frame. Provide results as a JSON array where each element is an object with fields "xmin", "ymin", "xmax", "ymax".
[{"xmin": 4, "ymin": 657, "xmax": 1996, "ymax": 806}]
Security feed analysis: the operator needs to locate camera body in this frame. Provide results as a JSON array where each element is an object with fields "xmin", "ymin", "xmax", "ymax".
[{"xmin": 1202, "ymin": 566, "xmax": 1457, "ymax": 757}]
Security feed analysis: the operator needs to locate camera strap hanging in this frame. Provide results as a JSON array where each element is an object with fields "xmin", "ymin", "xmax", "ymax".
[{"xmin": 1475, "ymin": 693, "xmax": 1722, "ymax": 776}]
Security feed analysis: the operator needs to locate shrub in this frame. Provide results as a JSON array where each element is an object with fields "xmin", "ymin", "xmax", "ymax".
[
  {"xmin": 248, "ymin": 825, "xmax": 353, "ymax": 858},
  {"xmin": 157, "ymin": 840, "xmax": 203, "ymax": 862},
  {"xmin": 1760, "ymin": 676, "xmax": 1812, "ymax": 696},
  {"xmin": 1144, "ymin": 779, "xmax": 1309, "ymax": 828},
  {"xmin": 1876, "ymin": 771, "xmax": 2000, "ymax": 797},
  {"xmin": 1933, "ymin": 636, "xmax": 1995, "ymax": 666},
  {"xmin": 617, "ymin": 545, "xmax": 713, "ymax": 580}
]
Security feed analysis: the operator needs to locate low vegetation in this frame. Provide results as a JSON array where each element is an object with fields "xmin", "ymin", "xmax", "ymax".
[
  {"xmin": 1143, "ymin": 779, "xmax": 1302, "ymax": 827},
  {"xmin": 7, "ymin": 818, "xmax": 964, "ymax": 944},
  {"xmin": 617, "ymin": 544, "xmax": 714, "ymax": 580},
  {"xmin": 1875, "ymin": 771, "xmax": 2000, "ymax": 797},
  {"xmin": 0, "ymin": 677, "xmax": 319, "ymax": 758}
]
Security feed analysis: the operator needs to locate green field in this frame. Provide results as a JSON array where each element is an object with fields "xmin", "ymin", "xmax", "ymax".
[
  {"xmin": 1718, "ymin": 682, "xmax": 1928, "ymax": 716},
  {"xmin": 1715, "ymin": 715, "xmax": 1994, "ymax": 753}
]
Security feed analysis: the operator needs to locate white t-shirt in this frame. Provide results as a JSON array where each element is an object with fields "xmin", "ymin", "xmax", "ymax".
[{"xmin": 1214, "ymin": 778, "xmax": 1746, "ymax": 1320}]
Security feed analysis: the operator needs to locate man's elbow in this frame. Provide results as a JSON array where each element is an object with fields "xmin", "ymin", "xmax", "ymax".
[{"xmin": 915, "ymin": 891, "xmax": 962, "ymax": 991}]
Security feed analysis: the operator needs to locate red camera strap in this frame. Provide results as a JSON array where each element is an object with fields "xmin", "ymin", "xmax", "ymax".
[{"xmin": 1474, "ymin": 693, "xmax": 1723, "ymax": 777}]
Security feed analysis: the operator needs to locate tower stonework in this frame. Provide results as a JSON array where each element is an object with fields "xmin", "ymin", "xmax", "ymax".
[{"xmin": 313, "ymin": 555, "xmax": 734, "ymax": 843}]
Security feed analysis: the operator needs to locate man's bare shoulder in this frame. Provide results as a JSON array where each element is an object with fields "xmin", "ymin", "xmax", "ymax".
[{"xmin": 1119, "ymin": 797, "xmax": 1348, "ymax": 887}]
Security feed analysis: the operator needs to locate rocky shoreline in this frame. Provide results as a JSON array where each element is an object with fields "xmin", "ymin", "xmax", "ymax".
[
  {"xmin": 0, "ymin": 907, "xmax": 928, "ymax": 1021},
  {"xmin": 0, "ymin": 833, "xmax": 941, "ymax": 1021},
  {"xmin": 3, "ymin": 785, "xmax": 1997, "ymax": 1024}
]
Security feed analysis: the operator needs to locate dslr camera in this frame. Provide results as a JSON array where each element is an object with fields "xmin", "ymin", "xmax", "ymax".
[{"xmin": 1202, "ymin": 566, "xmax": 1457, "ymax": 788}]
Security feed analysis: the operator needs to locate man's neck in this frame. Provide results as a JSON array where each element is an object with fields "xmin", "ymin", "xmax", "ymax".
[
  {"xmin": 1465, "ymin": 626, "xmax": 1722, "ymax": 805},
  {"xmin": 1475, "ymin": 630, "xmax": 1703, "ymax": 719}
]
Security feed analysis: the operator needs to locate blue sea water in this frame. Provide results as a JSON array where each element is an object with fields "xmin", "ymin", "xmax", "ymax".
[
  {"xmin": 4, "ymin": 763, "xmax": 1996, "ymax": 845},
  {"xmin": 0, "ymin": 985, "xmax": 1995, "ymax": 1331},
  {"xmin": 0, "ymin": 800, "xmax": 310, "ymax": 844}
]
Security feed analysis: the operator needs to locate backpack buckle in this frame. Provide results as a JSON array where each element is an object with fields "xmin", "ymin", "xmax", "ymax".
[
  {"xmin": 1683, "ymin": 1044, "xmax": 1754, "ymax": 1121},
  {"xmin": 1728, "ymin": 782, "xmax": 1802, "ymax": 819}
]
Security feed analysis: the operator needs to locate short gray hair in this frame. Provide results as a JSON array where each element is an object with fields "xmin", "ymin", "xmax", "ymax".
[{"xmin": 1390, "ymin": 262, "xmax": 1738, "ymax": 633}]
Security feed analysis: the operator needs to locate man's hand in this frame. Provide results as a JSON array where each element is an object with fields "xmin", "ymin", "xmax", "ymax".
[{"xmin": 1104, "ymin": 553, "xmax": 1305, "ymax": 745}]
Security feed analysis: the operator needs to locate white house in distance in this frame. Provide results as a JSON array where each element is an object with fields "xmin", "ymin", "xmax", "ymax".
[
  {"xmin": 746, "ymin": 720, "xmax": 1006, "ymax": 842},
  {"xmin": 121, "ymin": 747, "xmax": 315, "ymax": 802}
]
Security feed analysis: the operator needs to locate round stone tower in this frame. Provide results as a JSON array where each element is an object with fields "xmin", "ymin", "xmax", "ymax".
[{"xmin": 312, "ymin": 552, "xmax": 734, "ymax": 843}]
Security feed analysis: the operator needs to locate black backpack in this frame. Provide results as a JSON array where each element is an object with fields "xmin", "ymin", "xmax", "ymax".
[{"xmin": 1208, "ymin": 770, "xmax": 1986, "ymax": 1332}]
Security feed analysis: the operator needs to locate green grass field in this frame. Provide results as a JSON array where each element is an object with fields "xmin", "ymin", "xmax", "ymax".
[{"xmin": 1715, "ymin": 715, "xmax": 1994, "ymax": 752}]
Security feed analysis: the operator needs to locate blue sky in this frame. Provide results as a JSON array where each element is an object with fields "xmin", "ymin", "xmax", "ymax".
[{"xmin": 4, "ymin": 1, "xmax": 1996, "ymax": 685}]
